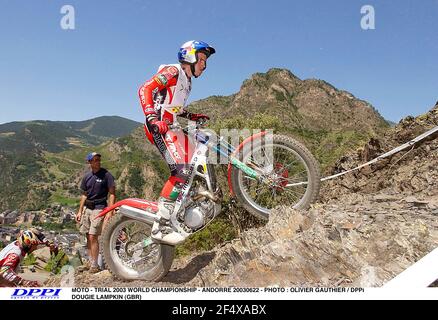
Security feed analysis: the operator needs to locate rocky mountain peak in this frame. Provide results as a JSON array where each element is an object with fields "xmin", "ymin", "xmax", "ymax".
[
  {"xmin": 237, "ymin": 68, "xmax": 301, "ymax": 102},
  {"xmin": 208, "ymin": 67, "xmax": 389, "ymax": 135}
]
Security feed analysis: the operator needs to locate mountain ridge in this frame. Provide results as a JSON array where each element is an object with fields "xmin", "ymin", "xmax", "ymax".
[
  {"xmin": 0, "ymin": 68, "xmax": 391, "ymax": 211},
  {"xmin": 191, "ymin": 68, "xmax": 388, "ymax": 134},
  {"xmin": 0, "ymin": 116, "xmax": 143, "ymax": 211},
  {"xmin": 0, "ymin": 116, "xmax": 141, "ymax": 153}
]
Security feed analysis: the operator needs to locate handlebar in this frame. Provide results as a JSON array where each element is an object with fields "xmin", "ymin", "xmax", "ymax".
[{"xmin": 151, "ymin": 119, "xmax": 207, "ymax": 135}]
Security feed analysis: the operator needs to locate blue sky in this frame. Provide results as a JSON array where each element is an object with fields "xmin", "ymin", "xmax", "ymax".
[{"xmin": 0, "ymin": 0, "xmax": 437, "ymax": 124}]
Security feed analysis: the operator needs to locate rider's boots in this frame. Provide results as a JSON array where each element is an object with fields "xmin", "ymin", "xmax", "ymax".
[{"xmin": 151, "ymin": 197, "xmax": 185, "ymax": 245}]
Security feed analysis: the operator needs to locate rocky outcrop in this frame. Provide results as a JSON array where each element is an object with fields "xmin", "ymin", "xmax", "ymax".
[
  {"xmin": 43, "ymin": 98, "xmax": 438, "ymax": 288},
  {"xmin": 56, "ymin": 190, "xmax": 437, "ymax": 288},
  {"xmin": 186, "ymin": 193, "xmax": 437, "ymax": 287},
  {"xmin": 50, "ymin": 103, "xmax": 438, "ymax": 288},
  {"xmin": 191, "ymin": 68, "xmax": 389, "ymax": 136},
  {"xmin": 322, "ymin": 103, "xmax": 438, "ymax": 200}
]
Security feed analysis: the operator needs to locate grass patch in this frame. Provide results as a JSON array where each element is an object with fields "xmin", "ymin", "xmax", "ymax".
[
  {"xmin": 23, "ymin": 253, "xmax": 37, "ymax": 266},
  {"xmin": 175, "ymin": 217, "xmax": 236, "ymax": 257},
  {"xmin": 50, "ymin": 192, "xmax": 78, "ymax": 207}
]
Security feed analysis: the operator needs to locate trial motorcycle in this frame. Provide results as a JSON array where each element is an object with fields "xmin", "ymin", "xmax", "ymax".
[{"xmin": 97, "ymin": 119, "xmax": 320, "ymax": 281}]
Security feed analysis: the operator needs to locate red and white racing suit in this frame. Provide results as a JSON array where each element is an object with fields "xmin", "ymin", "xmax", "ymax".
[
  {"xmin": 138, "ymin": 64, "xmax": 197, "ymax": 201},
  {"xmin": 0, "ymin": 241, "xmax": 26, "ymax": 287}
]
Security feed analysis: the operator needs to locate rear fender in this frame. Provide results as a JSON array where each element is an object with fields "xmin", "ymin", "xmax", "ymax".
[{"xmin": 95, "ymin": 198, "xmax": 158, "ymax": 219}]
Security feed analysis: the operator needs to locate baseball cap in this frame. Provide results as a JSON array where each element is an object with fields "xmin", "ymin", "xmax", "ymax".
[{"xmin": 86, "ymin": 152, "xmax": 101, "ymax": 162}]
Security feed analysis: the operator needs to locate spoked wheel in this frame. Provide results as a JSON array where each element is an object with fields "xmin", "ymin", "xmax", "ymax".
[
  {"xmin": 101, "ymin": 214, "xmax": 174, "ymax": 281},
  {"xmin": 231, "ymin": 134, "xmax": 320, "ymax": 220}
]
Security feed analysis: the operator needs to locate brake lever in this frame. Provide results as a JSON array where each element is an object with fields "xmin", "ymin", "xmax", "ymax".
[
  {"xmin": 168, "ymin": 123, "xmax": 182, "ymax": 131},
  {"xmin": 197, "ymin": 118, "xmax": 208, "ymax": 127}
]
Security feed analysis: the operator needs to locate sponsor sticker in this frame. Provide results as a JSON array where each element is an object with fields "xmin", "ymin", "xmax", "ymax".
[{"xmin": 155, "ymin": 74, "xmax": 168, "ymax": 86}]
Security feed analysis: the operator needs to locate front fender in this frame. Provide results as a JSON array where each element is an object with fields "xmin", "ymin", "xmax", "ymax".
[{"xmin": 227, "ymin": 131, "xmax": 267, "ymax": 196}]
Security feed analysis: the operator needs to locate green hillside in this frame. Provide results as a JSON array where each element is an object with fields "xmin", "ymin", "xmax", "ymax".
[
  {"xmin": 0, "ymin": 69, "xmax": 391, "ymax": 211},
  {"xmin": 0, "ymin": 116, "xmax": 141, "ymax": 211}
]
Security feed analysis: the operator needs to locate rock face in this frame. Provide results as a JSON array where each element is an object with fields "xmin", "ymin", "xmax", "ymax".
[
  {"xmin": 186, "ymin": 196, "xmax": 437, "ymax": 287},
  {"xmin": 52, "ymin": 103, "xmax": 438, "ymax": 288},
  {"xmin": 58, "ymin": 190, "xmax": 437, "ymax": 288},
  {"xmin": 322, "ymin": 103, "xmax": 438, "ymax": 200},
  {"xmin": 56, "ymin": 106, "xmax": 437, "ymax": 288},
  {"xmin": 188, "ymin": 103, "xmax": 438, "ymax": 287},
  {"xmin": 47, "ymin": 102, "xmax": 438, "ymax": 289}
]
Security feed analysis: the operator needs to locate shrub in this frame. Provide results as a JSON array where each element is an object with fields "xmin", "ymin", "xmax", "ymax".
[
  {"xmin": 44, "ymin": 250, "xmax": 69, "ymax": 274},
  {"xmin": 23, "ymin": 253, "xmax": 37, "ymax": 266},
  {"xmin": 175, "ymin": 217, "xmax": 236, "ymax": 257}
]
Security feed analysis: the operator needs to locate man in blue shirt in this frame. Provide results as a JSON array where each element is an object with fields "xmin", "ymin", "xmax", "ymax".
[{"xmin": 76, "ymin": 152, "xmax": 115, "ymax": 273}]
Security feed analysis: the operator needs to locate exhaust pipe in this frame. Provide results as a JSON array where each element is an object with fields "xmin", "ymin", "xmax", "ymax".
[{"xmin": 119, "ymin": 205, "xmax": 157, "ymax": 225}]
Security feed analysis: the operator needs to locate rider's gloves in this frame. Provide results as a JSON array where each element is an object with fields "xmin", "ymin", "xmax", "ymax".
[
  {"xmin": 189, "ymin": 113, "xmax": 210, "ymax": 122},
  {"xmin": 46, "ymin": 241, "xmax": 59, "ymax": 256},
  {"xmin": 151, "ymin": 120, "xmax": 169, "ymax": 134},
  {"xmin": 50, "ymin": 245, "xmax": 59, "ymax": 256}
]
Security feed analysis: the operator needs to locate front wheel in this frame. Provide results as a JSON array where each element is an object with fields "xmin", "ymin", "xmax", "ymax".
[
  {"xmin": 231, "ymin": 134, "xmax": 320, "ymax": 220},
  {"xmin": 101, "ymin": 214, "xmax": 175, "ymax": 282}
]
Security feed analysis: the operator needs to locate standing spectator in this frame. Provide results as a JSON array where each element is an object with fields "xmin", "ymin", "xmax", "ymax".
[{"xmin": 75, "ymin": 152, "xmax": 115, "ymax": 273}]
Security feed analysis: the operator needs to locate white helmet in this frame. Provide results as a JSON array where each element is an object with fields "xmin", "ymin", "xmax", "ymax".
[
  {"xmin": 178, "ymin": 40, "xmax": 216, "ymax": 77},
  {"xmin": 18, "ymin": 229, "xmax": 41, "ymax": 251}
]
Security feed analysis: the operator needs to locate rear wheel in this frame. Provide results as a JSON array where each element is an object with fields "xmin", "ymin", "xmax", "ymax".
[{"xmin": 101, "ymin": 214, "xmax": 175, "ymax": 282}]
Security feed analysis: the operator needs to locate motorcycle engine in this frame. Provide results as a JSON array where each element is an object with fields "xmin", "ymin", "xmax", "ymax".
[
  {"xmin": 184, "ymin": 201, "xmax": 214, "ymax": 230},
  {"xmin": 182, "ymin": 183, "xmax": 216, "ymax": 231}
]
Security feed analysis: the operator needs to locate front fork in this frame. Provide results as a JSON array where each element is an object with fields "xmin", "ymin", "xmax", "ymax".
[
  {"xmin": 230, "ymin": 157, "xmax": 260, "ymax": 180},
  {"xmin": 207, "ymin": 135, "xmax": 264, "ymax": 182}
]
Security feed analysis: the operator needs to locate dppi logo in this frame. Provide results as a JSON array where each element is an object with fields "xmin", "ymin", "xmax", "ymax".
[{"xmin": 11, "ymin": 288, "xmax": 61, "ymax": 300}]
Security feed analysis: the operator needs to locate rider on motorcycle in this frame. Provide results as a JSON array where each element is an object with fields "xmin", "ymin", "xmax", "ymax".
[
  {"xmin": 0, "ymin": 229, "xmax": 58, "ymax": 287},
  {"xmin": 138, "ymin": 40, "xmax": 215, "ymax": 245}
]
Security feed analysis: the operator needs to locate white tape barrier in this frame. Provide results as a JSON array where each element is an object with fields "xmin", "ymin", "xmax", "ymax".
[
  {"xmin": 383, "ymin": 248, "xmax": 438, "ymax": 288},
  {"xmin": 286, "ymin": 125, "xmax": 438, "ymax": 187},
  {"xmin": 286, "ymin": 125, "xmax": 438, "ymax": 288}
]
